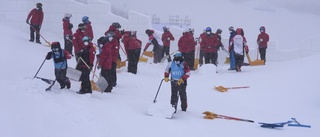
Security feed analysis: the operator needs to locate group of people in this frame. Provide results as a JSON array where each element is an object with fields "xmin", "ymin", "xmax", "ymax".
[{"xmin": 27, "ymin": 3, "xmax": 269, "ymax": 112}]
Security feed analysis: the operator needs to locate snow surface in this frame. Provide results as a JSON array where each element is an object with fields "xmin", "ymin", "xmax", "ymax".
[{"xmin": 1, "ymin": 0, "xmax": 320, "ymax": 137}]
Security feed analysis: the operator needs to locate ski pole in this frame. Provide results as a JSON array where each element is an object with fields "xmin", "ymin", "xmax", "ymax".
[
  {"xmin": 153, "ymin": 79, "xmax": 164, "ymax": 103},
  {"xmin": 33, "ymin": 58, "xmax": 47, "ymax": 79}
]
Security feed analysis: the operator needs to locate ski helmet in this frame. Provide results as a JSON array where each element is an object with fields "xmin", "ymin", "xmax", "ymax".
[
  {"xmin": 36, "ymin": 3, "xmax": 42, "ymax": 8},
  {"xmin": 206, "ymin": 27, "xmax": 212, "ymax": 32},
  {"xmin": 216, "ymin": 29, "xmax": 222, "ymax": 34},
  {"xmin": 82, "ymin": 16, "xmax": 89, "ymax": 23},
  {"xmin": 112, "ymin": 22, "xmax": 121, "ymax": 29},
  {"xmin": 51, "ymin": 42, "xmax": 61, "ymax": 51},
  {"xmin": 229, "ymin": 26, "xmax": 234, "ymax": 31},
  {"xmin": 163, "ymin": 26, "xmax": 169, "ymax": 31},
  {"xmin": 64, "ymin": 13, "xmax": 72, "ymax": 18}
]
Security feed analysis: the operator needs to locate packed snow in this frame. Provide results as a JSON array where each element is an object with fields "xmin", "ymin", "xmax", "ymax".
[{"xmin": 0, "ymin": 0, "xmax": 319, "ymax": 137}]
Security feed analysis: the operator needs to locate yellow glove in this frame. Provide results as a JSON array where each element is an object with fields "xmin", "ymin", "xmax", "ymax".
[
  {"xmin": 164, "ymin": 77, "xmax": 169, "ymax": 82},
  {"xmin": 177, "ymin": 78, "xmax": 184, "ymax": 85}
]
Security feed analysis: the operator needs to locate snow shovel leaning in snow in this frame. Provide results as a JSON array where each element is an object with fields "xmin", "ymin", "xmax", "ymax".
[
  {"xmin": 147, "ymin": 79, "xmax": 176, "ymax": 119},
  {"xmin": 203, "ymin": 111, "xmax": 254, "ymax": 123},
  {"xmin": 214, "ymin": 85, "xmax": 250, "ymax": 92},
  {"xmin": 246, "ymin": 48, "xmax": 264, "ymax": 66},
  {"xmin": 90, "ymin": 61, "xmax": 101, "ymax": 91}
]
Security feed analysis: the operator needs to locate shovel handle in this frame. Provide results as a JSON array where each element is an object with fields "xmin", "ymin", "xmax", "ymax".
[{"xmin": 228, "ymin": 86, "xmax": 250, "ymax": 89}]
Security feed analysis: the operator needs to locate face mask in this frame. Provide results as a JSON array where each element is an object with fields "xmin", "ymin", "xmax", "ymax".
[
  {"xmin": 108, "ymin": 37, "xmax": 113, "ymax": 41},
  {"xmin": 175, "ymin": 60, "xmax": 180, "ymax": 64},
  {"xmin": 260, "ymin": 30, "xmax": 264, "ymax": 32},
  {"xmin": 84, "ymin": 41, "xmax": 89, "ymax": 46},
  {"xmin": 206, "ymin": 32, "xmax": 211, "ymax": 35}
]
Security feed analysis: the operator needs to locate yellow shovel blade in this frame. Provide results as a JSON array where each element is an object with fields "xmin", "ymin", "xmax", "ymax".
[
  {"xmin": 91, "ymin": 80, "xmax": 100, "ymax": 91},
  {"xmin": 250, "ymin": 60, "xmax": 265, "ymax": 66},
  {"xmin": 214, "ymin": 86, "xmax": 228, "ymax": 92},
  {"xmin": 224, "ymin": 57, "xmax": 230, "ymax": 64},
  {"xmin": 139, "ymin": 56, "xmax": 148, "ymax": 62},
  {"xmin": 143, "ymin": 51, "xmax": 154, "ymax": 58}
]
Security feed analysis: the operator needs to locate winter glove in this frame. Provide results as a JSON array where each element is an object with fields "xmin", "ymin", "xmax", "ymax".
[
  {"xmin": 46, "ymin": 52, "xmax": 52, "ymax": 60},
  {"xmin": 164, "ymin": 77, "xmax": 169, "ymax": 82},
  {"xmin": 120, "ymin": 29, "xmax": 125, "ymax": 35},
  {"xmin": 26, "ymin": 19, "xmax": 29, "ymax": 24},
  {"xmin": 177, "ymin": 78, "xmax": 184, "ymax": 85},
  {"xmin": 39, "ymin": 25, "xmax": 41, "ymax": 29}
]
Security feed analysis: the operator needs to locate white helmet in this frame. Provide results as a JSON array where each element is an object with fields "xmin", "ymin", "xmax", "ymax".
[{"xmin": 64, "ymin": 13, "xmax": 72, "ymax": 18}]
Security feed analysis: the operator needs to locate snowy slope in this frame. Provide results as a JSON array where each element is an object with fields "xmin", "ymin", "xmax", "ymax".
[{"xmin": 1, "ymin": 0, "xmax": 320, "ymax": 137}]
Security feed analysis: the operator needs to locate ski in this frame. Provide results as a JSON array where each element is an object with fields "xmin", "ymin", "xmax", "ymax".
[
  {"xmin": 288, "ymin": 118, "xmax": 311, "ymax": 128},
  {"xmin": 258, "ymin": 121, "xmax": 292, "ymax": 128}
]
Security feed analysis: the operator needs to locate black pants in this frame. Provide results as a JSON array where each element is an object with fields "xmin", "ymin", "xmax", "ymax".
[
  {"xmin": 162, "ymin": 46, "xmax": 171, "ymax": 62},
  {"xmin": 182, "ymin": 51, "xmax": 195, "ymax": 69},
  {"xmin": 199, "ymin": 50, "xmax": 205, "ymax": 65},
  {"xmin": 153, "ymin": 46, "xmax": 163, "ymax": 63},
  {"xmin": 29, "ymin": 25, "xmax": 41, "ymax": 42},
  {"xmin": 79, "ymin": 68, "xmax": 92, "ymax": 93},
  {"xmin": 259, "ymin": 47, "xmax": 267, "ymax": 63},
  {"xmin": 64, "ymin": 36, "xmax": 73, "ymax": 55},
  {"xmin": 235, "ymin": 54, "xmax": 244, "ymax": 71},
  {"xmin": 204, "ymin": 52, "xmax": 218, "ymax": 66},
  {"xmin": 101, "ymin": 68, "xmax": 113, "ymax": 92},
  {"xmin": 54, "ymin": 68, "xmax": 70, "ymax": 88},
  {"xmin": 127, "ymin": 48, "xmax": 141, "ymax": 74},
  {"xmin": 171, "ymin": 80, "xmax": 188, "ymax": 111},
  {"xmin": 110, "ymin": 62, "xmax": 117, "ymax": 86}
]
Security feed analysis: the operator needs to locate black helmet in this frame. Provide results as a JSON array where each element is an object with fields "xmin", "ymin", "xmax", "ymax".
[
  {"xmin": 51, "ymin": 42, "xmax": 61, "ymax": 51},
  {"xmin": 78, "ymin": 23, "xmax": 86, "ymax": 30},
  {"xmin": 112, "ymin": 22, "xmax": 121, "ymax": 29},
  {"xmin": 216, "ymin": 29, "xmax": 222, "ymax": 34},
  {"xmin": 36, "ymin": 3, "xmax": 42, "ymax": 8}
]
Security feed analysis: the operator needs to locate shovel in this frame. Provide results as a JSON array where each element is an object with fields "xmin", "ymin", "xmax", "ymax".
[
  {"xmin": 90, "ymin": 60, "xmax": 100, "ymax": 91},
  {"xmin": 246, "ymin": 48, "xmax": 264, "ymax": 66},
  {"xmin": 143, "ymin": 51, "xmax": 154, "ymax": 58},
  {"xmin": 214, "ymin": 85, "xmax": 250, "ymax": 92},
  {"xmin": 116, "ymin": 59, "xmax": 126, "ymax": 69},
  {"xmin": 139, "ymin": 55, "xmax": 148, "ymax": 62}
]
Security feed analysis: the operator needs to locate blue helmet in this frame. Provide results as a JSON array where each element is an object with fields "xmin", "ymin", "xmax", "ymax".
[
  {"xmin": 206, "ymin": 27, "xmax": 212, "ymax": 32},
  {"xmin": 82, "ymin": 16, "xmax": 89, "ymax": 23},
  {"xmin": 174, "ymin": 51, "xmax": 182, "ymax": 57},
  {"xmin": 82, "ymin": 36, "xmax": 90, "ymax": 42}
]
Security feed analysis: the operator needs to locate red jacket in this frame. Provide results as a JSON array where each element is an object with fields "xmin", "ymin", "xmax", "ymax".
[
  {"xmin": 99, "ymin": 42, "xmax": 113, "ymax": 70},
  {"xmin": 73, "ymin": 29, "xmax": 86, "ymax": 54},
  {"xmin": 162, "ymin": 31, "xmax": 175, "ymax": 47},
  {"xmin": 110, "ymin": 38, "xmax": 120, "ymax": 63},
  {"xmin": 178, "ymin": 32, "xmax": 196, "ymax": 53},
  {"xmin": 62, "ymin": 18, "xmax": 72, "ymax": 36},
  {"xmin": 26, "ymin": 8, "xmax": 44, "ymax": 26},
  {"xmin": 199, "ymin": 32, "xmax": 206, "ymax": 50},
  {"xmin": 126, "ymin": 37, "xmax": 142, "ymax": 50},
  {"xmin": 84, "ymin": 21, "xmax": 94, "ymax": 40},
  {"xmin": 77, "ymin": 43, "xmax": 95, "ymax": 69},
  {"xmin": 257, "ymin": 27, "xmax": 269, "ymax": 48},
  {"xmin": 201, "ymin": 33, "xmax": 219, "ymax": 53}
]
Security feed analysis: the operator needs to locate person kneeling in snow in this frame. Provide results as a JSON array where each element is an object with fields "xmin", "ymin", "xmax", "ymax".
[
  {"xmin": 46, "ymin": 42, "xmax": 72, "ymax": 89},
  {"xmin": 164, "ymin": 52, "xmax": 191, "ymax": 112}
]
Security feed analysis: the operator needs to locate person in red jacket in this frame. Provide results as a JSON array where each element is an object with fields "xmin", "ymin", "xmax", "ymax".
[
  {"xmin": 62, "ymin": 13, "xmax": 73, "ymax": 56},
  {"xmin": 104, "ymin": 23, "xmax": 123, "ymax": 87},
  {"xmin": 257, "ymin": 26, "xmax": 269, "ymax": 64},
  {"xmin": 198, "ymin": 29, "xmax": 206, "ymax": 66},
  {"xmin": 82, "ymin": 16, "xmax": 94, "ymax": 41},
  {"xmin": 45, "ymin": 42, "xmax": 72, "ymax": 89},
  {"xmin": 72, "ymin": 23, "xmax": 86, "ymax": 62},
  {"xmin": 125, "ymin": 31, "xmax": 142, "ymax": 74},
  {"xmin": 178, "ymin": 29, "xmax": 196, "ymax": 70},
  {"xmin": 230, "ymin": 28, "xmax": 248, "ymax": 72},
  {"xmin": 201, "ymin": 27, "xmax": 219, "ymax": 65},
  {"xmin": 98, "ymin": 33, "xmax": 115, "ymax": 93},
  {"xmin": 161, "ymin": 26, "xmax": 175, "ymax": 62},
  {"xmin": 76, "ymin": 36, "xmax": 95, "ymax": 94},
  {"xmin": 144, "ymin": 29, "xmax": 164, "ymax": 63},
  {"xmin": 26, "ymin": 3, "xmax": 44, "ymax": 44}
]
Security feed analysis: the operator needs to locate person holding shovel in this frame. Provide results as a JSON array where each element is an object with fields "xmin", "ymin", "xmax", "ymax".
[
  {"xmin": 76, "ymin": 36, "xmax": 95, "ymax": 94},
  {"xmin": 164, "ymin": 52, "xmax": 191, "ymax": 112},
  {"xmin": 45, "ymin": 42, "xmax": 72, "ymax": 89},
  {"xmin": 26, "ymin": 3, "xmax": 44, "ymax": 44}
]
